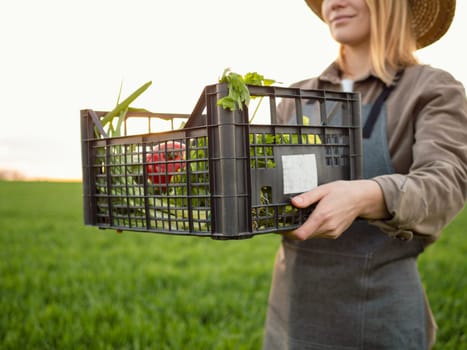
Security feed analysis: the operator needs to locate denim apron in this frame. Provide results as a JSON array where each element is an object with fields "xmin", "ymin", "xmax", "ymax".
[{"xmin": 263, "ymin": 96, "xmax": 428, "ymax": 349}]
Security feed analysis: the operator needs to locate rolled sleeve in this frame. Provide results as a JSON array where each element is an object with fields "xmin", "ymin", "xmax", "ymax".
[{"xmin": 371, "ymin": 70, "xmax": 467, "ymax": 241}]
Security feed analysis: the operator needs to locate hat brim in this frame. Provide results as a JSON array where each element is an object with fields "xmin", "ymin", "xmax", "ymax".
[{"xmin": 304, "ymin": 0, "xmax": 456, "ymax": 48}]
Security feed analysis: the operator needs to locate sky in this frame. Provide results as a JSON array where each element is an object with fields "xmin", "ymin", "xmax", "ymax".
[{"xmin": 1, "ymin": 0, "xmax": 466, "ymax": 181}]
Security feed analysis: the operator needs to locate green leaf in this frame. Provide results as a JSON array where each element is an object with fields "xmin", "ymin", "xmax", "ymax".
[
  {"xmin": 113, "ymin": 108, "xmax": 128, "ymax": 137},
  {"xmin": 218, "ymin": 67, "xmax": 232, "ymax": 83},
  {"xmin": 127, "ymin": 107, "xmax": 154, "ymax": 113},
  {"xmin": 115, "ymin": 80, "xmax": 124, "ymax": 106},
  {"xmin": 217, "ymin": 96, "xmax": 237, "ymax": 111},
  {"xmin": 100, "ymin": 81, "xmax": 152, "ymax": 134},
  {"xmin": 217, "ymin": 68, "xmax": 276, "ymax": 115},
  {"xmin": 243, "ymin": 72, "xmax": 264, "ymax": 85}
]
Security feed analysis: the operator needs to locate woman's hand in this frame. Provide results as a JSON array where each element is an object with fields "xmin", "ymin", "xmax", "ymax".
[{"xmin": 284, "ymin": 180, "xmax": 390, "ymax": 240}]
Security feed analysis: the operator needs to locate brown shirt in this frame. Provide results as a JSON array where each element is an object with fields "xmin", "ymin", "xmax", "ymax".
[{"xmin": 279, "ymin": 63, "xmax": 467, "ymax": 244}]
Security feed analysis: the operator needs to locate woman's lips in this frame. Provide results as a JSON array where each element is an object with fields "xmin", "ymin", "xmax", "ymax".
[{"xmin": 330, "ymin": 14, "xmax": 355, "ymax": 24}]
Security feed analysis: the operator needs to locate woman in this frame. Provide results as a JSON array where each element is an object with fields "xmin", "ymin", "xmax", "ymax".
[{"xmin": 263, "ymin": 0, "xmax": 467, "ymax": 349}]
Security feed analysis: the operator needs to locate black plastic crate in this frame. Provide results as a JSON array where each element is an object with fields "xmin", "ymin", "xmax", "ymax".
[{"xmin": 81, "ymin": 83, "xmax": 362, "ymax": 239}]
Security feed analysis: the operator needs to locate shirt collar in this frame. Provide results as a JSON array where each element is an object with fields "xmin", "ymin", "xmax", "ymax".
[{"xmin": 318, "ymin": 61, "xmax": 399, "ymax": 87}]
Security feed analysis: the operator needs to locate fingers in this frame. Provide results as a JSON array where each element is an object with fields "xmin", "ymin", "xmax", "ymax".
[
  {"xmin": 290, "ymin": 210, "xmax": 333, "ymax": 240},
  {"xmin": 286, "ymin": 186, "xmax": 329, "ymax": 240},
  {"xmin": 283, "ymin": 181, "xmax": 357, "ymax": 240},
  {"xmin": 288, "ymin": 214, "xmax": 350, "ymax": 240}
]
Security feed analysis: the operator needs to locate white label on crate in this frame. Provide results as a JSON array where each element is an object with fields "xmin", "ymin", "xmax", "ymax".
[{"xmin": 282, "ymin": 154, "xmax": 318, "ymax": 194}]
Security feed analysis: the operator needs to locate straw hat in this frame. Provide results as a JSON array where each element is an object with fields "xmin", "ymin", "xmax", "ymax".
[{"xmin": 304, "ymin": 0, "xmax": 456, "ymax": 48}]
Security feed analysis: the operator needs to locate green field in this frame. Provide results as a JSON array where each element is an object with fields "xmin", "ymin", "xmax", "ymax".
[{"xmin": 0, "ymin": 181, "xmax": 465, "ymax": 349}]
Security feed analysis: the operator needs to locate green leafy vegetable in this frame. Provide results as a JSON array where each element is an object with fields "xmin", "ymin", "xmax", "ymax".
[
  {"xmin": 217, "ymin": 68, "xmax": 275, "ymax": 112},
  {"xmin": 97, "ymin": 80, "xmax": 152, "ymax": 138}
]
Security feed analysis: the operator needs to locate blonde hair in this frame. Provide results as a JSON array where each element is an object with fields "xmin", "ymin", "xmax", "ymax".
[{"xmin": 339, "ymin": 0, "xmax": 418, "ymax": 84}]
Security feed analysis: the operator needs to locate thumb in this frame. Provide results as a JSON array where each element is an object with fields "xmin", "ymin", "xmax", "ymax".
[{"xmin": 291, "ymin": 186, "xmax": 325, "ymax": 208}]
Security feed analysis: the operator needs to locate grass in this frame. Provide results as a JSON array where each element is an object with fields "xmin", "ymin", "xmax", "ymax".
[
  {"xmin": 0, "ymin": 181, "xmax": 465, "ymax": 349},
  {"xmin": 419, "ymin": 204, "xmax": 467, "ymax": 349}
]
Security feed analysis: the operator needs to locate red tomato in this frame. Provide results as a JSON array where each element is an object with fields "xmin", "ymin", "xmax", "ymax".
[{"xmin": 146, "ymin": 141, "xmax": 186, "ymax": 187}]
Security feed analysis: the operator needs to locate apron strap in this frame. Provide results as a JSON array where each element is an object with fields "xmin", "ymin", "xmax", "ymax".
[{"xmin": 363, "ymin": 70, "xmax": 405, "ymax": 139}]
